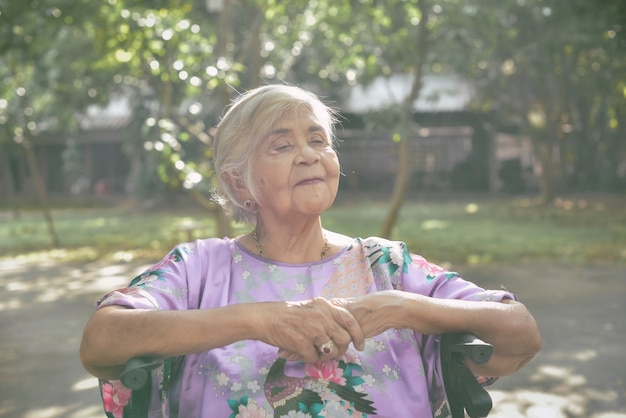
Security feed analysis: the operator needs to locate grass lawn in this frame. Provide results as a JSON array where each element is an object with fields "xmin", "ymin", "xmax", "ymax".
[{"xmin": 1, "ymin": 194, "xmax": 625, "ymax": 265}]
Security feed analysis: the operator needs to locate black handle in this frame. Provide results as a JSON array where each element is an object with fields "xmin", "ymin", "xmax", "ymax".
[
  {"xmin": 443, "ymin": 333, "xmax": 493, "ymax": 364},
  {"xmin": 120, "ymin": 357, "xmax": 162, "ymax": 390},
  {"xmin": 441, "ymin": 333, "xmax": 494, "ymax": 418}
]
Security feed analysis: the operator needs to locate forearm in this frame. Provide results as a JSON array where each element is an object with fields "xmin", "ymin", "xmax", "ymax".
[
  {"xmin": 80, "ymin": 304, "xmax": 261, "ymax": 379},
  {"xmin": 341, "ymin": 290, "xmax": 541, "ymax": 376},
  {"xmin": 401, "ymin": 294, "xmax": 541, "ymax": 375},
  {"xmin": 80, "ymin": 297, "xmax": 366, "ymax": 380},
  {"xmin": 398, "ymin": 293, "xmax": 538, "ymax": 349}
]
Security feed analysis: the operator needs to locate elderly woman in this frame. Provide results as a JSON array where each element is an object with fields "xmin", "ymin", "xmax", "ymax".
[{"xmin": 80, "ymin": 84, "xmax": 541, "ymax": 418}]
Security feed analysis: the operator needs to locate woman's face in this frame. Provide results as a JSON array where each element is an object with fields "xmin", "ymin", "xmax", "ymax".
[{"xmin": 250, "ymin": 108, "xmax": 340, "ymax": 222}]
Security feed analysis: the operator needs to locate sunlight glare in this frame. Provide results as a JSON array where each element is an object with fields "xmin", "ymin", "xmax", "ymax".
[
  {"xmin": 535, "ymin": 365, "xmax": 570, "ymax": 379},
  {"xmin": 0, "ymin": 298, "xmax": 22, "ymax": 311},
  {"xmin": 572, "ymin": 349, "xmax": 597, "ymax": 361},
  {"xmin": 72, "ymin": 377, "xmax": 99, "ymax": 391},
  {"xmin": 421, "ymin": 220, "xmax": 447, "ymax": 230},
  {"xmin": 465, "ymin": 203, "xmax": 478, "ymax": 214},
  {"xmin": 67, "ymin": 405, "xmax": 105, "ymax": 418},
  {"xmin": 113, "ymin": 251, "xmax": 134, "ymax": 262},
  {"xmin": 36, "ymin": 288, "xmax": 65, "ymax": 303},
  {"xmin": 7, "ymin": 281, "xmax": 30, "ymax": 292},
  {"xmin": 24, "ymin": 406, "xmax": 69, "ymax": 418}
]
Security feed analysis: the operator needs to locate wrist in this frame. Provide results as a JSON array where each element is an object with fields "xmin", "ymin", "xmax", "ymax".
[
  {"xmin": 384, "ymin": 291, "xmax": 413, "ymax": 329},
  {"xmin": 347, "ymin": 291, "xmax": 405, "ymax": 337},
  {"xmin": 244, "ymin": 302, "xmax": 273, "ymax": 342}
]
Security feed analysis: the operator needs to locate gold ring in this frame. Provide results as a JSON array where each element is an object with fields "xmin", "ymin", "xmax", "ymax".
[{"xmin": 320, "ymin": 341, "xmax": 334, "ymax": 355}]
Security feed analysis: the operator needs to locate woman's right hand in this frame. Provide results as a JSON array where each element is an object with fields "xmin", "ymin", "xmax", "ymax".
[
  {"xmin": 255, "ymin": 297, "xmax": 365, "ymax": 363},
  {"xmin": 81, "ymin": 298, "xmax": 365, "ymax": 380}
]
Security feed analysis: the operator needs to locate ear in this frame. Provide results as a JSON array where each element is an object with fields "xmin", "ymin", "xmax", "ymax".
[
  {"xmin": 223, "ymin": 172, "xmax": 249, "ymax": 199},
  {"xmin": 222, "ymin": 171, "xmax": 240, "ymax": 188}
]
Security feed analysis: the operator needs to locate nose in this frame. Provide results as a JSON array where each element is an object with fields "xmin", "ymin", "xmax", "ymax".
[{"xmin": 295, "ymin": 143, "xmax": 321, "ymax": 165}]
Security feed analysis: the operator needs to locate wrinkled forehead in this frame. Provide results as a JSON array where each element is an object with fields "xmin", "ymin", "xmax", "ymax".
[
  {"xmin": 265, "ymin": 104, "xmax": 331, "ymax": 138},
  {"xmin": 270, "ymin": 106, "xmax": 322, "ymax": 128}
]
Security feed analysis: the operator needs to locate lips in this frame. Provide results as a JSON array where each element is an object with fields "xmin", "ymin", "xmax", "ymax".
[{"xmin": 296, "ymin": 177, "xmax": 324, "ymax": 186}]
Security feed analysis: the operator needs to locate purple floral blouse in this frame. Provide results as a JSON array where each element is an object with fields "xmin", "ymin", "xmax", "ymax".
[{"xmin": 95, "ymin": 236, "xmax": 513, "ymax": 418}]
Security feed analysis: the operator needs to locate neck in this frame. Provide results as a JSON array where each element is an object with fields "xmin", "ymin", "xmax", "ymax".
[{"xmin": 251, "ymin": 227, "xmax": 330, "ymax": 261}]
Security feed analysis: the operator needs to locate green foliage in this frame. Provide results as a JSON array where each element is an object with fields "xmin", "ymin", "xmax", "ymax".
[
  {"xmin": 432, "ymin": 0, "xmax": 626, "ymax": 194},
  {"xmin": 0, "ymin": 0, "xmax": 624, "ymax": 202},
  {"xmin": 325, "ymin": 195, "xmax": 626, "ymax": 265},
  {"xmin": 2, "ymin": 195, "xmax": 624, "ymax": 265},
  {"xmin": 0, "ymin": 0, "xmax": 117, "ymax": 140}
]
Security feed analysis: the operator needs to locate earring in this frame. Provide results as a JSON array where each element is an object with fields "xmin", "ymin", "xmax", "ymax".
[{"xmin": 244, "ymin": 199, "xmax": 254, "ymax": 208}]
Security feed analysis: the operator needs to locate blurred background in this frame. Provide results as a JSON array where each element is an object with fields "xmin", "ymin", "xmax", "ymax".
[{"xmin": 0, "ymin": 0, "xmax": 625, "ymax": 417}]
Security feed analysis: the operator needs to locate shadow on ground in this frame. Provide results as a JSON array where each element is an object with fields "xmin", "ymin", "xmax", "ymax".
[
  {"xmin": 0, "ymin": 257, "xmax": 624, "ymax": 418},
  {"xmin": 0, "ymin": 258, "xmax": 149, "ymax": 418},
  {"xmin": 463, "ymin": 263, "xmax": 626, "ymax": 418}
]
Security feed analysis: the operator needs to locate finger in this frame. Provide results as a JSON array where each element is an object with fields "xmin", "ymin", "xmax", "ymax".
[
  {"xmin": 295, "ymin": 336, "xmax": 327, "ymax": 363},
  {"xmin": 312, "ymin": 334, "xmax": 338, "ymax": 358},
  {"xmin": 317, "ymin": 339, "xmax": 335, "ymax": 356},
  {"xmin": 331, "ymin": 306, "xmax": 365, "ymax": 351},
  {"xmin": 278, "ymin": 340, "xmax": 320, "ymax": 363},
  {"xmin": 311, "ymin": 297, "xmax": 364, "ymax": 351},
  {"xmin": 323, "ymin": 326, "xmax": 351, "ymax": 356},
  {"xmin": 277, "ymin": 349, "xmax": 302, "ymax": 362}
]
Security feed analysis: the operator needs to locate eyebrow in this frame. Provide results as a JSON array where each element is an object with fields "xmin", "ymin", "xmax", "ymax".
[{"xmin": 267, "ymin": 125, "xmax": 325, "ymax": 138}]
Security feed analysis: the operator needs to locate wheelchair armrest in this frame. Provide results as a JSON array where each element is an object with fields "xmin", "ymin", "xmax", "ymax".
[
  {"xmin": 120, "ymin": 357, "xmax": 162, "ymax": 390},
  {"xmin": 441, "ymin": 333, "xmax": 493, "ymax": 418},
  {"xmin": 443, "ymin": 332, "xmax": 493, "ymax": 364}
]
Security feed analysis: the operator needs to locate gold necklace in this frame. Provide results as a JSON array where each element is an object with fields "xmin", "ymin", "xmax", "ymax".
[{"xmin": 252, "ymin": 228, "xmax": 330, "ymax": 260}]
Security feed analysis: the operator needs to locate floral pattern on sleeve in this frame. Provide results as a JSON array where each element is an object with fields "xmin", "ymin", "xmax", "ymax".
[
  {"xmin": 95, "ymin": 244, "xmax": 194, "ymax": 418},
  {"xmin": 129, "ymin": 244, "xmax": 191, "ymax": 287},
  {"xmin": 363, "ymin": 239, "xmax": 412, "ymax": 277},
  {"xmin": 101, "ymin": 380, "xmax": 132, "ymax": 418}
]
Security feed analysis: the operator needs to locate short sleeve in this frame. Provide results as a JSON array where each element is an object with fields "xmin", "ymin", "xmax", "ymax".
[
  {"xmin": 92, "ymin": 238, "xmax": 233, "ymax": 417},
  {"xmin": 96, "ymin": 242, "xmax": 197, "ymax": 311},
  {"xmin": 96, "ymin": 238, "xmax": 234, "ymax": 313},
  {"xmin": 362, "ymin": 236, "xmax": 515, "ymax": 303},
  {"xmin": 403, "ymin": 252, "xmax": 516, "ymax": 303}
]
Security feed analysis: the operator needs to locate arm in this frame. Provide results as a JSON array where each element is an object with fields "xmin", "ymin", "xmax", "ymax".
[
  {"xmin": 80, "ymin": 297, "xmax": 365, "ymax": 380},
  {"xmin": 333, "ymin": 290, "xmax": 541, "ymax": 377}
]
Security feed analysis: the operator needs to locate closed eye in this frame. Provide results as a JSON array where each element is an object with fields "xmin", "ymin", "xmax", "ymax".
[
  {"xmin": 310, "ymin": 135, "xmax": 327, "ymax": 145},
  {"xmin": 274, "ymin": 144, "xmax": 291, "ymax": 151},
  {"xmin": 269, "ymin": 138, "xmax": 292, "ymax": 151}
]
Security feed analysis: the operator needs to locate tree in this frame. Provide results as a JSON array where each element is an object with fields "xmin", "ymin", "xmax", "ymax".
[
  {"xmin": 0, "ymin": 0, "xmax": 111, "ymax": 244},
  {"xmin": 274, "ymin": 0, "xmax": 438, "ymax": 238},
  {"xmin": 2, "ymin": 0, "xmax": 624, "ymax": 244},
  {"xmin": 436, "ymin": 0, "xmax": 626, "ymax": 201}
]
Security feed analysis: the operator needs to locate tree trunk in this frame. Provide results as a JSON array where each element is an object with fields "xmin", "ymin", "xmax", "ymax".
[
  {"xmin": 379, "ymin": 0, "xmax": 429, "ymax": 239},
  {"xmin": 380, "ymin": 129, "xmax": 412, "ymax": 238},
  {"xmin": 24, "ymin": 141, "xmax": 60, "ymax": 246},
  {"xmin": 531, "ymin": 130, "xmax": 560, "ymax": 205},
  {"xmin": 0, "ymin": 141, "xmax": 20, "ymax": 219}
]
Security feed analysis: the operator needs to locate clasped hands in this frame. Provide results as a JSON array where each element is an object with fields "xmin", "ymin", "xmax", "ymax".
[{"xmin": 262, "ymin": 292, "xmax": 398, "ymax": 364}]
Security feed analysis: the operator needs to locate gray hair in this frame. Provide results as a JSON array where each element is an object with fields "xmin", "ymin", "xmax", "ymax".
[{"xmin": 212, "ymin": 84, "xmax": 338, "ymax": 224}]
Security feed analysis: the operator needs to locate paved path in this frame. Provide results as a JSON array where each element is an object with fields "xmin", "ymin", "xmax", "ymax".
[
  {"xmin": 0, "ymin": 257, "xmax": 624, "ymax": 417},
  {"xmin": 0, "ymin": 257, "xmax": 147, "ymax": 418},
  {"xmin": 461, "ymin": 263, "xmax": 626, "ymax": 418}
]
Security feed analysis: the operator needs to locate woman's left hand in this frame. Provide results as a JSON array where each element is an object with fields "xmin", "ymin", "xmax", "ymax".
[
  {"xmin": 334, "ymin": 290, "xmax": 542, "ymax": 377},
  {"xmin": 331, "ymin": 291, "xmax": 401, "ymax": 339},
  {"xmin": 276, "ymin": 293, "xmax": 399, "ymax": 360},
  {"xmin": 271, "ymin": 297, "xmax": 365, "ymax": 362}
]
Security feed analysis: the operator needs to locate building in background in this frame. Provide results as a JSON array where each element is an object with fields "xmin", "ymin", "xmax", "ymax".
[
  {"xmin": 4, "ymin": 75, "xmax": 539, "ymax": 201},
  {"xmin": 338, "ymin": 73, "xmax": 539, "ymax": 193}
]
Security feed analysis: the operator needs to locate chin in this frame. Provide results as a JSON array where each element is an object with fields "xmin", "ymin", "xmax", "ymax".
[{"xmin": 300, "ymin": 200, "xmax": 334, "ymax": 215}]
